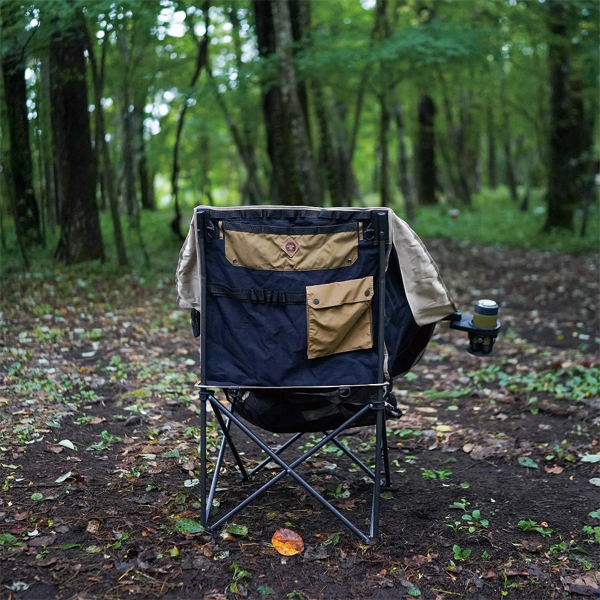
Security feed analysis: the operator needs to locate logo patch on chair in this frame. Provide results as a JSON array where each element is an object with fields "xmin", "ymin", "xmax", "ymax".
[{"xmin": 282, "ymin": 238, "xmax": 299, "ymax": 258}]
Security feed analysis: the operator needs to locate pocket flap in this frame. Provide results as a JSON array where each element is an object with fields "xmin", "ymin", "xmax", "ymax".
[{"xmin": 306, "ymin": 276, "xmax": 373, "ymax": 309}]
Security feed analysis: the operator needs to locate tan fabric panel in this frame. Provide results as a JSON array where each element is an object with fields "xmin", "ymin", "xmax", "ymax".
[
  {"xmin": 224, "ymin": 228, "xmax": 358, "ymax": 271},
  {"xmin": 306, "ymin": 277, "xmax": 373, "ymax": 359}
]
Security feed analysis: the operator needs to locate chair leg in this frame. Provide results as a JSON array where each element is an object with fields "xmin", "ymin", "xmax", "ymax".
[
  {"xmin": 382, "ymin": 420, "xmax": 392, "ymax": 488},
  {"xmin": 207, "ymin": 396, "xmax": 372, "ymax": 541},
  {"xmin": 369, "ymin": 400, "xmax": 386, "ymax": 539},
  {"xmin": 200, "ymin": 390, "xmax": 208, "ymax": 528},
  {"xmin": 212, "ymin": 401, "xmax": 249, "ymax": 481},
  {"xmin": 206, "ymin": 416, "xmax": 231, "ymax": 523}
]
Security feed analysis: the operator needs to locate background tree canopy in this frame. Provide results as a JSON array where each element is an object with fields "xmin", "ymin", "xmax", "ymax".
[{"xmin": 0, "ymin": 0, "xmax": 598, "ymax": 267}]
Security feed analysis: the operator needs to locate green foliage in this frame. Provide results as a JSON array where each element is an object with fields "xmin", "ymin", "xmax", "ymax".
[
  {"xmin": 411, "ymin": 188, "xmax": 599, "ymax": 254},
  {"xmin": 469, "ymin": 364, "xmax": 600, "ymax": 402},
  {"xmin": 452, "ymin": 544, "xmax": 472, "ymax": 561},
  {"xmin": 517, "ymin": 519, "xmax": 553, "ymax": 537}
]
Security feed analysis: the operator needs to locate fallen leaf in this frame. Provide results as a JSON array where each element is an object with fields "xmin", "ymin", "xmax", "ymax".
[
  {"xmin": 226, "ymin": 524, "xmax": 248, "ymax": 537},
  {"xmin": 589, "ymin": 478, "xmax": 600, "ymax": 487},
  {"xmin": 521, "ymin": 538, "xmax": 542, "ymax": 552},
  {"xmin": 86, "ymin": 519, "xmax": 101, "ymax": 534},
  {"xmin": 580, "ymin": 454, "xmax": 600, "ymax": 463},
  {"xmin": 55, "ymin": 471, "xmax": 72, "ymax": 483},
  {"xmin": 27, "ymin": 535, "xmax": 56, "ymax": 547},
  {"xmin": 518, "ymin": 456, "xmax": 539, "ymax": 469},
  {"xmin": 434, "ymin": 425, "xmax": 452, "ymax": 433},
  {"xmin": 471, "ymin": 446, "xmax": 496, "ymax": 460},
  {"xmin": 58, "ymin": 440, "xmax": 76, "ymax": 451},
  {"xmin": 90, "ymin": 417, "xmax": 106, "ymax": 425},
  {"xmin": 462, "ymin": 443, "xmax": 474, "ymax": 453},
  {"xmin": 562, "ymin": 571, "xmax": 600, "ymax": 596},
  {"xmin": 272, "ymin": 528, "xmax": 304, "ymax": 556},
  {"xmin": 545, "ymin": 465, "xmax": 563, "ymax": 474},
  {"xmin": 174, "ymin": 518, "xmax": 204, "ymax": 534}
]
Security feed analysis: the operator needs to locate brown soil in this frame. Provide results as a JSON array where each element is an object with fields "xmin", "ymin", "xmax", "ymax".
[{"xmin": 0, "ymin": 238, "xmax": 598, "ymax": 600}]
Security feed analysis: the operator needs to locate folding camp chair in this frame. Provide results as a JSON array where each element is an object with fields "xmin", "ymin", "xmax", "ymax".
[{"xmin": 176, "ymin": 206, "xmax": 500, "ymax": 541}]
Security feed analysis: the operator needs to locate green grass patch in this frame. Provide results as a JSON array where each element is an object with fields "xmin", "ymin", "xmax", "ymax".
[{"xmin": 405, "ymin": 186, "xmax": 599, "ymax": 254}]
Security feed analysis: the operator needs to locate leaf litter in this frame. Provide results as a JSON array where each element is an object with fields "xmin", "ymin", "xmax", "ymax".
[{"xmin": 0, "ymin": 240, "xmax": 598, "ymax": 598}]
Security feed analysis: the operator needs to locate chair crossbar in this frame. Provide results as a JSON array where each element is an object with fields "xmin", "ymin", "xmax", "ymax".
[
  {"xmin": 203, "ymin": 394, "xmax": 382, "ymax": 541},
  {"xmin": 249, "ymin": 432, "xmax": 304, "ymax": 477}
]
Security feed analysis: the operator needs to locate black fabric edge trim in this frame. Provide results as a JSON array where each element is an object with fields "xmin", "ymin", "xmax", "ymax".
[
  {"xmin": 202, "ymin": 209, "xmax": 375, "ymax": 222},
  {"xmin": 222, "ymin": 221, "xmax": 357, "ymax": 235}
]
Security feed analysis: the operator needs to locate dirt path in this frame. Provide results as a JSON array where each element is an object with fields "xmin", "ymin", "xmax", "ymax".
[{"xmin": 0, "ymin": 240, "xmax": 598, "ymax": 600}]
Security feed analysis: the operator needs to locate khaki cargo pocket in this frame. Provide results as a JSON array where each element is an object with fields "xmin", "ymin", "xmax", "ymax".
[
  {"xmin": 223, "ymin": 223, "xmax": 358, "ymax": 271},
  {"xmin": 306, "ymin": 276, "xmax": 374, "ymax": 359}
]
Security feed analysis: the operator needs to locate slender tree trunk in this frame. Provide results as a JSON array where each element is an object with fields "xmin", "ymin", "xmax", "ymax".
[
  {"xmin": 391, "ymin": 87, "xmax": 415, "ymax": 221},
  {"xmin": 313, "ymin": 83, "xmax": 343, "ymax": 205},
  {"xmin": 332, "ymin": 101, "xmax": 361, "ymax": 206},
  {"xmin": 50, "ymin": 27, "xmax": 104, "ymax": 263},
  {"xmin": 2, "ymin": 50, "xmax": 42, "ymax": 245},
  {"xmin": 544, "ymin": 0, "xmax": 577, "ymax": 231},
  {"xmin": 228, "ymin": 7, "xmax": 265, "ymax": 205},
  {"xmin": 416, "ymin": 92, "xmax": 437, "ymax": 206},
  {"xmin": 272, "ymin": 0, "xmax": 322, "ymax": 206},
  {"xmin": 440, "ymin": 85, "xmax": 471, "ymax": 205},
  {"xmin": 378, "ymin": 94, "xmax": 391, "ymax": 207},
  {"xmin": 502, "ymin": 109, "xmax": 519, "ymax": 203},
  {"xmin": 39, "ymin": 57, "xmax": 58, "ymax": 230},
  {"xmin": 86, "ymin": 24, "xmax": 128, "ymax": 266},
  {"xmin": 254, "ymin": 0, "xmax": 321, "ymax": 206},
  {"xmin": 171, "ymin": 3, "xmax": 209, "ymax": 237},
  {"xmin": 486, "ymin": 105, "xmax": 497, "ymax": 189},
  {"xmin": 117, "ymin": 30, "xmax": 139, "ymax": 222},
  {"xmin": 134, "ymin": 104, "xmax": 154, "ymax": 211}
]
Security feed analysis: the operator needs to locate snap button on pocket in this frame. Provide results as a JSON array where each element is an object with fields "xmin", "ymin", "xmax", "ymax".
[
  {"xmin": 313, "ymin": 299, "xmax": 320, "ymax": 305},
  {"xmin": 364, "ymin": 290, "xmax": 371, "ymax": 297}
]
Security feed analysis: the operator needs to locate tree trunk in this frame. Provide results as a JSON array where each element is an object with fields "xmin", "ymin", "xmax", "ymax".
[
  {"xmin": 171, "ymin": 4, "xmax": 209, "ymax": 238},
  {"xmin": 272, "ymin": 0, "xmax": 321, "ymax": 206},
  {"xmin": 86, "ymin": 23, "xmax": 128, "ymax": 266},
  {"xmin": 486, "ymin": 105, "xmax": 497, "ymax": 189},
  {"xmin": 332, "ymin": 101, "xmax": 361, "ymax": 206},
  {"xmin": 50, "ymin": 27, "xmax": 104, "ymax": 263},
  {"xmin": 228, "ymin": 6, "xmax": 265, "ymax": 205},
  {"xmin": 39, "ymin": 57, "xmax": 59, "ymax": 230},
  {"xmin": 544, "ymin": 0, "xmax": 577, "ymax": 232},
  {"xmin": 117, "ymin": 30, "xmax": 139, "ymax": 221},
  {"xmin": 416, "ymin": 92, "xmax": 437, "ymax": 206},
  {"xmin": 440, "ymin": 86, "xmax": 471, "ymax": 206},
  {"xmin": 313, "ymin": 83, "xmax": 343, "ymax": 205},
  {"xmin": 378, "ymin": 94, "xmax": 391, "ymax": 208},
  {"xmin": 134, "ymin": 104, "xmax": 154, "ymax": 211},
  {"xmin": 502, "ymin": 109, "xmax": 519, "ymax": 203},
  {"xmin": 2, "ymin": 50, "xmax": 42, "ymax": 245},
  {"xmin": 391, "ymin": 87, "xmax": 415, "ymax": 221},
  {"xmin": 254, "ymin": 0, "xmax": 321, "ymax": 206}
]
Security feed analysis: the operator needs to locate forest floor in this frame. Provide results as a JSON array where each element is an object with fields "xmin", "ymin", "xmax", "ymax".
[{"xmin": 0, "ymin": 238, "xmax": 599, "ymax": 600}]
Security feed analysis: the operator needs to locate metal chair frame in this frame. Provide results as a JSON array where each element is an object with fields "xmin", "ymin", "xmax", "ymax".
[{"xmin": 196, "ymin": 210, "xmax": 392, "ymax": 541}]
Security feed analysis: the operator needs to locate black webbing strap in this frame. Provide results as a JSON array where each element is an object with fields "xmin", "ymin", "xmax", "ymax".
[{"xmin": 207, "ymin": 283, "xmax": 306, "ymax": 305}]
